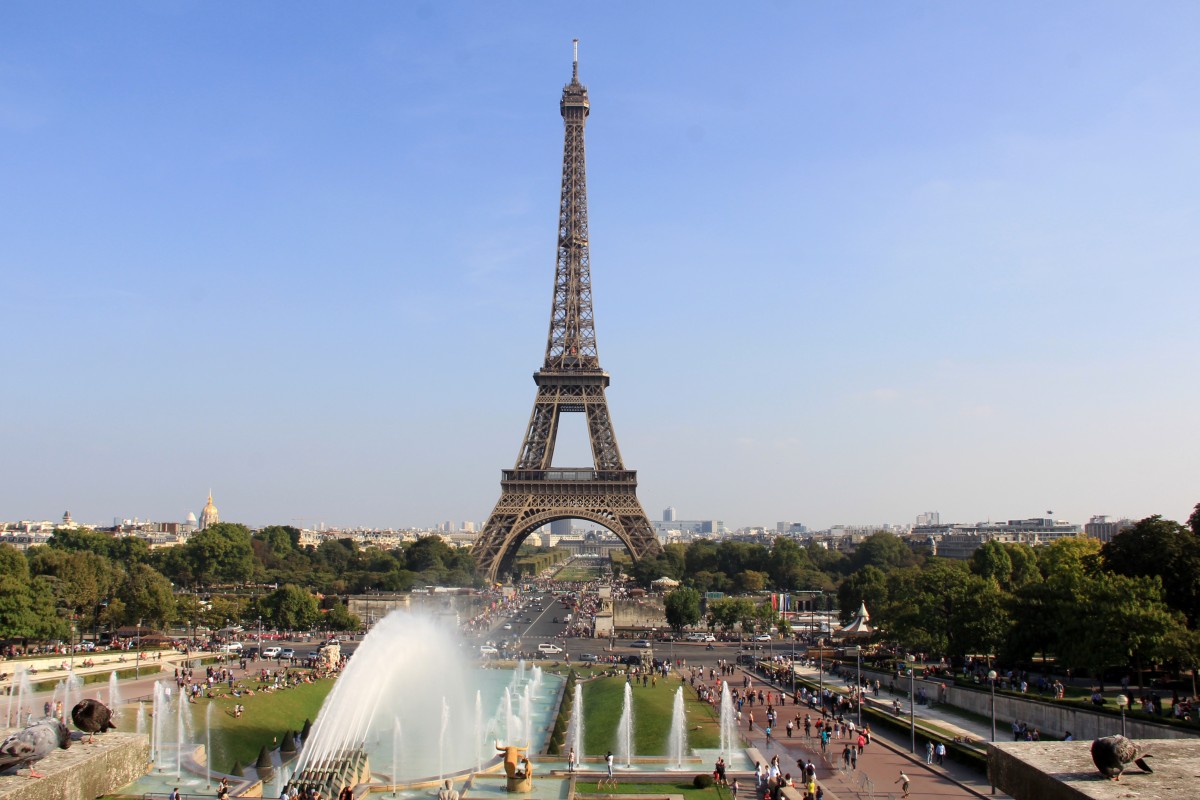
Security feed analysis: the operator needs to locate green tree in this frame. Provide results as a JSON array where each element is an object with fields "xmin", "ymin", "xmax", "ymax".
[
  {"xmin": 851, "ymin": 531, "xmax": 919, "ymax": 572},
  {"xmin": 1101, "ymin": 515, "xmax": 1200, "ymax": 624},
  {"xmin": 262, "ymin": 585, "xmax": 320, "ymax": 631},
  {"xmin": 323, "ymin": 603, "xmax": 361, "ymax": 632},
  {"xmin": 837, "ymin": 565, "xmax": 888, "ymax": 624},
  {"xmin": 664, "ymin": 587, "xmax": 702, "ymax": 634},
  {"xmin": 0, "ymin": 545, "xmax": 37, "ymax": 638},
  {"xmin": 971, "ymin": 541, "xmax": 1013, "ymax": 587},
  {"xmin": 116, "ymin": 564, "xmax": 176, "ymax": 629},
  {"xmin": 180, "ymin": 523, "xmax": 256, "ymax": 588},
  {"xmin": 735, "ymin": 570, "xmax": 768, "ymax": 593}
]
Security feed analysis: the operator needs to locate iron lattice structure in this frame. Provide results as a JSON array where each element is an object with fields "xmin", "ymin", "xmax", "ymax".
[{"xmin": 473, "ymin": 43, "xmax": 662, "ymax": 583}]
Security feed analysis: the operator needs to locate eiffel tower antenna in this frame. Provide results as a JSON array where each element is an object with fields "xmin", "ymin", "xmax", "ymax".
[{"xmin": 473, "ymin": 42, "xmax": 662, "ymax": 583}]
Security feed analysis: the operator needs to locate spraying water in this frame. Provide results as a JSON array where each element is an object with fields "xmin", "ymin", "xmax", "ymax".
[
  {"xmin": 64, "ymin": 671, "xmax": 82, "ymax": 722},
  {"xmin": 616, "ymin": 682, "xmax": 634, "ymax": 767},
  {"xmin": 291, "ymin": 611, "xmax": 476, "ymax": 782},
  {"xmin": 568, "ymin": 682, "xmax": 585, "ymax": 768},
  {"xmin": 136, "ymin": 701, "xmax": 147, "ymax": 738},
  {"xmin": 719, "ymin": 682, "xmax": 738, "ymax": 763},
  {"xmin": 391, "ymin": 716, "xmax": 402, "ymax": 792},
  {"xmin": 474, "ymin": 690, "xmax": 483, "ymax": 774},
  {"xmin": 439, "ymin": 697, "xmax": 450, "ymax": 781},
  {"xmin": 205, "ymin": 703, "xmax": 214, "ymax": 788},
  {"xmin": 108, "ymin": 672, "xmax": 123, "ymax": 721},
  {"xmin": 667, "ymin": 687, "xmax": 689, "ymax": 769},
  {"xmin": 520, "ymin": 684, "xmax": 532, "ymax": 747}
]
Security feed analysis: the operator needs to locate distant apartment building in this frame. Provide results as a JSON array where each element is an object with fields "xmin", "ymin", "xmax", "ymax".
[
  {"xmin": 916, "ymin": 511, "xmax": 940, "ymax": 526},
  {"xmin": 651, "ymin": 519, "xmax": 724, "ymax": 537},
  {"xmin": 663, "ymin": 506, "xmax": 677, "ymax": 522},
  {"xmin": 925, "ymin": 518, "xmax": 1084, "ymax": 559},
  {"xmin": 1084, "ymin": 515, "xmax": 1135, "ymax": 543}
]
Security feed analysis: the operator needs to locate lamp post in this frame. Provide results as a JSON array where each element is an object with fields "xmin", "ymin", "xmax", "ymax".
[
  {"xmin": 853, "ymin": 646, "xmax": 863, "ymax": 727},
  {"xmin": 907, "ymin": 654, "xmax": 916, "ymax": 753},
  {"xmin": 987, "ymin": 669, "xmax": 998, "ymax": 742},
  {"xmin": 135, "ymin": 620, "xmax": 143, "ymax": 680},
  {"xmin": 1117, "ymin": 694, "xmax": 1128, "ymax": 737}
]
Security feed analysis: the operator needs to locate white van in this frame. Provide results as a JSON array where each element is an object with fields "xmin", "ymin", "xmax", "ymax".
[
  {"xmin": 537, "ymin": 643, "xmax": 563, "ymax": 655},
  {"xmin": 221, "ymin": 642, "xmax": 244, "ymax": 653},
  {"xmin": 262, "ymin": 646, "xmax": 282, "ymax": 659}
]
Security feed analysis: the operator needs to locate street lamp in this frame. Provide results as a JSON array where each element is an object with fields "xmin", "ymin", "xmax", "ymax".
[
  {"xmin": 847, "ymin": 645, "xmax": 863, "ymax": 727},
  {"xmin": 907, "ymin": 654, "xmax": 917, "ymax": 753},
  {"xmin": 1117, "ymin": 694, "xmax": 1128, "ymax": 737},
  {"xmin": 987, "ymin": 669, "xmax": 998, "ymax": 742},
  {"xmin": 136, "ymin": 620, "xmax": 143, "ymax": 680}
]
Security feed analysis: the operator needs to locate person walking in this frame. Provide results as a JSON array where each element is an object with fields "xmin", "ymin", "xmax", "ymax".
[
  {"xmin": 895, "ymin": 770, "xmax": 911, "ymax": 798},
  {"xmin": 603, "ymin": 751, "xmax": 616, "ymax": 788},
  {"xmin": 925, "ymin": 740, "xmax": 934, "ymax": 764},
  {"xmin": 567, "ymin": 747, "xmax": 576, "ymax": 773},
  {"xmin": 935, "ymin": 741, "xmax": 946, "ymax": 765}
]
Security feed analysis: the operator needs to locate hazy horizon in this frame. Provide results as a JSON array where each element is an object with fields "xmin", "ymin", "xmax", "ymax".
[{"xmin": 3, "ymin": 3, "xmax": 1198, "ymax": 532}]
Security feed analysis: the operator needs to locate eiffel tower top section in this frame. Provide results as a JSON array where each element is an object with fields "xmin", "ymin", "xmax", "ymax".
[{"xmin": 543, "ymin": 39, "xmax": 600, "ymax": 374}]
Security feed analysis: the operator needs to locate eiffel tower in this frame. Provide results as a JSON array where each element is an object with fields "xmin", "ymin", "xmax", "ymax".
[{"xmin": 472, "ymin": 42, "xmax": 662, "ymax": 583}]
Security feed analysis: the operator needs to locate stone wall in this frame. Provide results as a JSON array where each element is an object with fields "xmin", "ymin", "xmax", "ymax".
[
  {"xmin": 0, "ymin": 732, "xmax": 149, "ymax": 800},
  {"xmin": 851, "ymin": 665, "xmax": 1193, "ymax": 742}
]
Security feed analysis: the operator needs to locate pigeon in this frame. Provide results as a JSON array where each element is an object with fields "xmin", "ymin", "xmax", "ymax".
[
  {"xmin": 0, "ymin": 717, "xmax": 72, "ymax": 778},
  {"xmin": 71, "ymin": 699, "xmax": 116, "ymax": 744},
  {"xmin": 1091, "ymin": 735, "xmax": 1153, "ymax": 781}
]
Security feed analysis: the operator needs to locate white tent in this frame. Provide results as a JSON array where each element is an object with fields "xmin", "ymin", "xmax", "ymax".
[{"xmin": 650, "ymin": 576, "xmax": 681, "ymax": 589}]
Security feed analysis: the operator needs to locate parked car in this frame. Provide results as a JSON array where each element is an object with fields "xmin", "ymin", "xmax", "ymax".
[
  {"xmin": 537, "ymin": 643, "xmax": 563, "ymax": 655},
  {"xmin": 262, "ymin": 646, "xmax": 282, "ymax": 659},
  {"xmin": 280, "ymin": 648, "xmax": 296, "ymax": 660},
  {"xmin": 480, "ymin": 645, "xmax": 499, "ymax": 656},
  {"xmin": 579, "ymin": 653, "xmax": 598, "ymax": 663},
  {"xmin": 753, "ymin": 633, "xmax": 773, "ymax": 641},
  {"xmin": 221, "ymin": 642, "xmax": 244, "ymax": 653},
  {"xmin": 631, "ymin": 639, "xmax": 652, "ymax": 648}
]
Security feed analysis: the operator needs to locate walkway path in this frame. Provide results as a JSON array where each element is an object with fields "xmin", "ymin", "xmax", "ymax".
[{"xmin": 735, "ymin": 667, "xmax": 1009, "ymax": 800}]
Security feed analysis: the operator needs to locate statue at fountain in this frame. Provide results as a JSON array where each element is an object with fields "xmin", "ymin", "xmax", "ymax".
[{"xmin": 495, "ymin": 742, "xmax": 533, "ymax": 793}]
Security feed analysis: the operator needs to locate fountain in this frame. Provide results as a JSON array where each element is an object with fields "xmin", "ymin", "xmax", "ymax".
[
  {"xmin": 136, "ymin": 701, "xmax": 147, "ymax": 737},
  {"xmin": 520, "ymin": 684, "xmax": 532, "ymax": 747},
  {"xmin": 6, "ymin": 668, "xmax": 31, "ymax": 727},
  {"xmin": 666, "ymin": 687, "xmax": 688, "ymax": 770},
  {"xmin": 205, "ymin": 702, "xmax": 213, "ymax": 788},
  {"xmin": 439, "ymin": 697, "xmax": 449, "ymax": 781},
  {"xmin": 108, "ymin": 671, "xmax": 123, "ymax": 721},
  {"xmin": 475, "ymin": 691, "xmax": 483, "ymax": 774},
  {"xmin": 719, "ymin": 682, "xmax": 738, "ymax": 763},
  {"xmin": 391, "ymin": 716, "xmax": 401, "ymax": 792},
  {"xmin": 292, "ymin": 611, "xmax": 544, "ymax": 794},
  {"xmin": 568, "ymin": 682, "xmax": 585, "ymax": 768},
  {"xmin": 616, "ymin": 682, "xmax": 633, "ymax": 768}
]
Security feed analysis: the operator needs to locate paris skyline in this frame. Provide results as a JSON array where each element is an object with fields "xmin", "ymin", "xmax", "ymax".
[{"xmin": 3, "ymin": 3, "xmax": 1198, "ymax": 532}]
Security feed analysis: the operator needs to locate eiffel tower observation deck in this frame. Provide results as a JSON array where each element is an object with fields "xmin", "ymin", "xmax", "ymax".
[{"xmin": 472, "ymin": 41, "xmax": 662, "ymax": 584}]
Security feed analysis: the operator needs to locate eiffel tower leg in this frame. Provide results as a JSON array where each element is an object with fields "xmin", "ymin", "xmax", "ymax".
[{"xmin": 474, "ymin": 479, "xmax": 661, "ymax": 584}]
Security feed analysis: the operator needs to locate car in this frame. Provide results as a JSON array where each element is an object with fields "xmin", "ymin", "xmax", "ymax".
[
  {"xmin": 244, "ymin": 647, "xmax": 260, "ymax": 659},
  {"xmin": 701, "ymin": 634, "xmax": 717, "ymax": 642},
  {"xmin": 753, "ymin": 634, "xmax": 773, "ymax": 642},
  {"xmin": 280, "ymin": 648, "xmax": 296, "ymax": 660},
  {"xmin": 221, "ymin": 642, "xmax": 244, "ymax": 653},
  {"xmin": 480, "ymin": 645, "xmax": 499, "ymax": 656},
  {"xmin": 553, "ymin": 617, "xmax": 559, "ymax": 624},
  {"xmin": 631, "ymin": 639, "xmax": 652, "ymax": 648},
  {"xmin": 262, "ymin": 646, "xmax": 282, "ymax": 659},
  {"xmin": 537, "ymin": 643, "xmax": 563, "ymax": 655},
  {"xmin": 736, "ymin": 653, "xmax": 756, "ymax": 666},
  {"xmin": 503, "ymin": 623, "xmax": 513, "ymax": 630},
  {"xmin": 523, "ymin": 617, "xmax": 532, "ymax": 623},
  {"xmin": 579, "ymin": 653, "xmax": 598, "ymax": 663}
]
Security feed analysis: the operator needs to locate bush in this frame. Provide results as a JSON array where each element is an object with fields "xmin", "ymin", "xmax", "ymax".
[{"xmin": 693, "ymin": 774, "xmax": 715, "ymax": 789}]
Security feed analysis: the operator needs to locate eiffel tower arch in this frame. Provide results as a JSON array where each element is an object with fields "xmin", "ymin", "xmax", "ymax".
[{"xmin": 473, "ymin": 42, "xmax": 662, "ymax": 584}]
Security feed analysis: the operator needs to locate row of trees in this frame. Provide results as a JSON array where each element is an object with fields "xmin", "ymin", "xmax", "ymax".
[{"xmin": 653, "ymin": 506, "xmax": 1200, "ymax": 683}]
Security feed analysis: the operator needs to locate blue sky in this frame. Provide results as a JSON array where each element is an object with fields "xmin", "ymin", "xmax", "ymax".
[{"xmin": 2, "ymin": 3, "xmax": 1198, "ymax": 530}]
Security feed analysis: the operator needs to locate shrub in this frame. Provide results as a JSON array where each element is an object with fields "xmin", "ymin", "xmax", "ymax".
[{"xmin": 693, "ymin": 774, "xmax": 715, "ymax": 789}]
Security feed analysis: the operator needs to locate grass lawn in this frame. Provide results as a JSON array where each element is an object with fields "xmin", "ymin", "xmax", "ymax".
[
  {"xmin": 574, "ymin": 781, "xmax": 730, "ymax": 800},
  {"xmin": 583, "ymin": 676, "xmax": 720, "ymax": 756},
  {"xmin": 204, "ymin": 679, "xmax": 334, "ymax": 773},
  {"xmin": 555, "ymin": 564, "xmax": 606, "ymax": 581}
]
